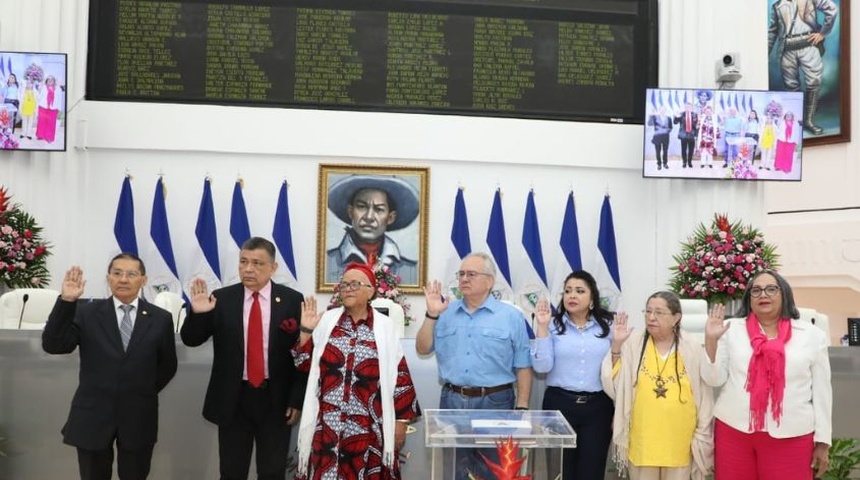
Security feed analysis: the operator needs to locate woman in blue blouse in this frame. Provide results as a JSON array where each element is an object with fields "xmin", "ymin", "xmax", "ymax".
[{"xmin": 532, "ymin": 270, "xmax": 626, "ymax": 480}]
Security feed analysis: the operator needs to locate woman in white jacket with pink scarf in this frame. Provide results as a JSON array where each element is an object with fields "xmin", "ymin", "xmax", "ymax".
[{"xmin": 702, "ymin": 269, "xmax": 832, "ymax": 480}]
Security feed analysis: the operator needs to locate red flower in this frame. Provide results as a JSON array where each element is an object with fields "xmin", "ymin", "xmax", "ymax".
[{"xmin": 279, "ymin": 318, "xmax": 298, "ymax": 334}]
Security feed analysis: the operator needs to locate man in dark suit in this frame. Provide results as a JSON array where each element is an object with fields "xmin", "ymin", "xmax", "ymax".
[
  {"xmin": 674, "ymin": 101, "xmax": 700, "ymax": 168},
  {"xmin": 42, "ymin": 253, "xmax": 178, "ymax": 480},
  {"xmin": 181, "ymin": 236, "xmax": 307, "ymax": 480}
]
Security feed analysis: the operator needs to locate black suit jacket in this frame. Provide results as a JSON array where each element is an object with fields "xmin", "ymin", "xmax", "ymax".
[
  {"xmin": 42, "ymin": 297, "xmax": 178, "ymax": 450},
  {"xmin": 180, "ymin": 282, "xmax": 307, "ymax": 425},
  {"xmin": 674, "ymin": 111, "xmax": 700, "ymax": 140}
]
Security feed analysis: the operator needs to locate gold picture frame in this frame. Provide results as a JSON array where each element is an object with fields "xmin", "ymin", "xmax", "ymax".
[{"xmin": 316, "ymin": 164, "xmax": 430, "ymax": 293}]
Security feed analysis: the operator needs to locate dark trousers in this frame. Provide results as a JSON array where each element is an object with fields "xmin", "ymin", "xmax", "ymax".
[
  {"xmin": 652, "ymin": 134, "xmax": 669, "ymax": 166},
  {"xmin": 542, "ymin": 387, "xmax": 614, "ymax": 480},
  {"xmin": 218, "ymin": 381, "xmax": 292, "ymax": 480},
  {"xmin": 679, "ymin": 138, "xmax": 695, "ymax": 166},
  {"xmin": 77, "ymin": 442, "xmax": 154, "ymax": 480}
]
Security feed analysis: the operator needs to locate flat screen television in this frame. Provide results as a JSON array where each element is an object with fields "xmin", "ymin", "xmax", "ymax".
[
  {"xmin": 642, "ymin": 88, "xmax": 803, "ymax": 181},
  {"xmin": 0, "ymin": 51, "xmax": 67, "ymax": 152}
]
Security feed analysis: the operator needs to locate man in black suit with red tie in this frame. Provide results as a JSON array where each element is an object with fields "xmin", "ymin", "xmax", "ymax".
[
  {"xmin": 42, "ymin": 253, "xmax": 178, "ymax": 480},
  {"xmin": 674, "ymin": 101, "xmax": 700, "ymax": 168},
  {"xmin": 181, "ymin": 236, "xmax": 307, "ymax": 480}
]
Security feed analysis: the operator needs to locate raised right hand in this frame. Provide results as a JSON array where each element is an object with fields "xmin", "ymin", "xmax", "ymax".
[
  {"xmin": 422, "ymin": 280, "xmax": 450, "ymax": 317},
  {"xmin": 61, "ymin": 266, "xmax": 86, "ymax": 302},
  {"xmin": 704, "ymin": 303, "xmax": 730, "ymax": 341},
  {"xmin": 189, "ymin": 278, "xmax": 216, "ymax": 313},
  {"xmin": 612, "ymin": 311, "xmax": 632, "ymax": 347},
  {"xmin": 301, "ymin": 296, "xmax": 321, "ymax": 330},
  {"xmin": 534, "ymin": 297, "xmax": 551, "ymax": 328}
]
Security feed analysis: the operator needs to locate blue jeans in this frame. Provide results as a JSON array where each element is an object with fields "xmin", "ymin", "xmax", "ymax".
[{"xmin": 440, "ymin": 386, "xmax": 516, "ymax": 480}]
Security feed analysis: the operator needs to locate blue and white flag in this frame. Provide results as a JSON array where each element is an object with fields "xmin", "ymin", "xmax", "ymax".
[
  {"xmin": 146, "ymin": 177, "xmax": 186, "ymax": 303},
  {"xmin": 514, "ymin": 189, "xmax": 550, "ymax": 317},
  {"xmin": 451, "ymin": 187, "xmax": 472, "ymax": 260},
  {"xmin": 114, "ymin": 175, "xmax": 138, "ymax": 255},
  {"xmin": 272, "ymin": 180, "xmax": 298, "ymax": 287},
  {"xmin": 485, "ymin": 188, "xmax": 513, "ymax": 300},
  {"xmin": 185, "ymin": 177, "xmax": 222, "ymax": 296},
  {"xmin": 444, "ymin": 187, "xmax": 473, "ymax": 298},
  {"xmin": 549, "ymin": 191, "xmax": 583, "ymax": 301},
  {"xmin": 594, "ymin": 195, "xmax": 622, "ymax": 311},
  {"xmin": 224, "ymin": 179, "xmax": 252, "ymax": 285}
]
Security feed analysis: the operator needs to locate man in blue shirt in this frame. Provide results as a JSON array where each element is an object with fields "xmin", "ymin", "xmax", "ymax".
[{"xmin": 417, "ymin": 252, "xmax": 532, "ymax": 478}]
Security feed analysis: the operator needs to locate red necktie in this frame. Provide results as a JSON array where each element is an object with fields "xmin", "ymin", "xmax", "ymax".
[
  {"xmin": 247, "ymin": 292, "xmax": 264, "ymax": 387},
  {"xmin": 686, "ymin": 112, "xmax": 692, "ymax": 132}
]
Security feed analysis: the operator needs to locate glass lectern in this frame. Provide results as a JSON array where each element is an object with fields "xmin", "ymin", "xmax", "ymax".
[{"xmin": 424, "ymin": 409, "xmax": 576, "ymax": 480}]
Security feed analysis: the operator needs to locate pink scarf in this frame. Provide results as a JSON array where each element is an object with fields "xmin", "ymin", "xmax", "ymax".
[{"xmin": 745, "ymin": 313, "xmax": 791, "ymax": 431}]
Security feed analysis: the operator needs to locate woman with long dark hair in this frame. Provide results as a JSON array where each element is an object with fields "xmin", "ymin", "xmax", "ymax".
[
  {"xmin": 532, "ymin": 271, "xmax": 622, "ymax": 480},
  {"xmin": 602, "ymin": 291, "xmax": 714, "ymax": 480}
]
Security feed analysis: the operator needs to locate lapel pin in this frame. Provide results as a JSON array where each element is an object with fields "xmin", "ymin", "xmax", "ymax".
[
  {"xmin": 142, "ymin": 310, "xmax": 148, "ymax": 316},
  {"xmin": 276, "ymin": 297, "xmax": 281, "ymax": 303}
]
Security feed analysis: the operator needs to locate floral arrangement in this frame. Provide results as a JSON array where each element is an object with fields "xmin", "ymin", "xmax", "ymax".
[
  {"xmin": 328, "ymin": 263, "xmax": 413, "ymax": 325},
  {"xmin": 728, "ymin": 158, "xmax": 758, "ymax": 180},
  {"xmin": 0, "ymin": 187, "xmax": 51, "ymax": 288},
  {"xmin": 669, "ymin": 214, "xmax": 778, "ymax": 305},
  {"xmin": 0, "ymin": 110, "xmax": 19, "ymax": 149},
  {"xmin": 24, "ymin": 63, "xmax": 44, "ymax": 83},
  {"xmin": 471, "ymin": 436, "xmax": 531, "ymax": 480},
  {"xmin": 765, "ymin": 99, "xmax": 783, "ymax": 119}
]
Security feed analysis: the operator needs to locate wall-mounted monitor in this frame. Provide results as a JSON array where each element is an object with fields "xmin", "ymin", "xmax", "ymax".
[
  {"xmin": 642, "ymin": 88, "xmax": 803, "ymax": 181},
  {"xmin": 0, "ymin": 51, "xmax": 67, "ymax": 152}
]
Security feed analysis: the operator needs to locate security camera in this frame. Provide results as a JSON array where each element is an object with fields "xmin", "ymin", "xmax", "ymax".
[{"xmin": 716, "ymin": 52, "xmax": 742, "ymax": 85}]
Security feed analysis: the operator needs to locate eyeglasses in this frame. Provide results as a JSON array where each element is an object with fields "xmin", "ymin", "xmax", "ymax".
[
  {"xmin": 239, "ymin": 259, "xmax": 272, "ymax": 270},
  {"xmin": 750, "ymin": 285, "xmax": 781, "ymax": 298},
  {"xmin": 109, "ymin": 269, "xmax": 142, "ymax": 280},
  {"xmin": 642, "ymin": 309, "xmax": 673, "ymax": 317},
  {"xmin": 338, "ymin": 281, "xmax": 373, "ymax": 292},
  {"xmin": 455, "ymin": 271, "xmax": 491, "ymax": 280}
]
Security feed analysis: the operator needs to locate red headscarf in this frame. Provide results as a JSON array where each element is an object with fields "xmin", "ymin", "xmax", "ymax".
[{"xmin": 344, "ymin": 262, "xmax": 376, "ymax": 290}]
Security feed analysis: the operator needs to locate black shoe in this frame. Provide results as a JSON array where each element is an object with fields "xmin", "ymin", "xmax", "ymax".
[
  {"xmin": 700, "ymin": 165, "xmax": 705, "ymax": 168},
  {"xmin": 709, "ymin": 165, "xmax": 713, "ymax": 168},
  {"xmin": 722, "ymin": 163, "xmax": 728, "ymax": 168},
  {"xmin": 663, "ymin": 163, "xmax": 669, "ymax": 169},
  {"xmin": 657, "ymin": 165, "xmax": 661, "ymax": 170}
]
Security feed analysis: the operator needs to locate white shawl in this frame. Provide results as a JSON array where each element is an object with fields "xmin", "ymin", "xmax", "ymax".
[
  {"xmin": 296, "ymin": 307, "xmax": 403, "ymax": 477},
  {"xmin": 600, "ymin": 329, "xmax": 714, "ymax": 480}
]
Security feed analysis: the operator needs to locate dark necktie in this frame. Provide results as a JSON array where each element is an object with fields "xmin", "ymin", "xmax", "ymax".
[
  {"xmin": 119, "ymin": 304, "xmax": 133, "ymax": 351},
  {"xmin": 247, "ymin": 292, "xmax": 264, "ymax": 387}
]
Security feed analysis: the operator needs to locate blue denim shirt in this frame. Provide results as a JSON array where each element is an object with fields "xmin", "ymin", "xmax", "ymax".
[
  {"xmin": 432, "ymin": 296, "xmax": 532, "ymax": 387},
  {"xmin": 530, "ymin": 313, "xmax": 612, "ymax": 392}
]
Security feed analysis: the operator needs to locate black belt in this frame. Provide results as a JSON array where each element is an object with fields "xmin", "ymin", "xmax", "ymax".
[
  {"xmin": 445, "ymin": 383, "xmax": 512, "ymax": 397},
  {"xmin": 549, "ymin": 386, "xmax": 603, "ymax": 404},
  {"xmin": 242, "ymin": 379, "xmax": 269, "ymax": 389}
]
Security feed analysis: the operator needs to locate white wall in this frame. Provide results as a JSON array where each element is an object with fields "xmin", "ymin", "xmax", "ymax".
[{"xmin": 0, "ymin": 0, "xmax": 782, "ymax": 330}]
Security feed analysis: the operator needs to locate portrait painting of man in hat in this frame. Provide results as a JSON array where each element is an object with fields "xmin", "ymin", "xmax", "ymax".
[{"xmin": 322, "ymin": 171, "xmax": 423, "ymax": 286}]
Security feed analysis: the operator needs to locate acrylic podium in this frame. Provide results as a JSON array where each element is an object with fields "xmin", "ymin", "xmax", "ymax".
[{"xmin": 424, "ymin": 409, "xmax": 576, "ymax": 480}]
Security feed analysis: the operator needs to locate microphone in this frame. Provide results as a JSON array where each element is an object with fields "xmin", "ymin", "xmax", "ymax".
[{"xmin": 17, "ymin": 293, "xmax": 30, "ymax": 329}]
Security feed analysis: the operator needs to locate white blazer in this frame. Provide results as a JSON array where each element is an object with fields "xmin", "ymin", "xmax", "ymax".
[{"xmin": 701, "ymin": 317, "xmax": 832, "ymax": 444}]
